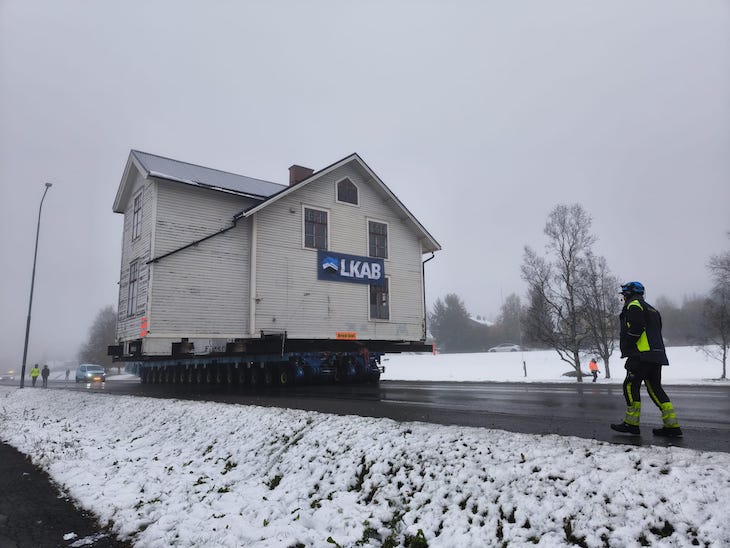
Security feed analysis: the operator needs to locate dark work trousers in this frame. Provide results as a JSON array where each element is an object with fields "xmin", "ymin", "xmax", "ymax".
[{"xmin": 622, "ymin": 357, "xmax": 670, "ymax": 408}]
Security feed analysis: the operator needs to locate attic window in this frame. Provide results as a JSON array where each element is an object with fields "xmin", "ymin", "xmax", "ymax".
[
  {"xmin": 336, "ymin": 178, "xmax": 358, "ymax": 205},
  {"xmin": 132, "ymin": 192, "xmax": 143, "ymax": 240}
]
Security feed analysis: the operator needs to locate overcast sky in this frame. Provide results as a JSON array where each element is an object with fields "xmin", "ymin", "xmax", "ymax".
[{"xmin": 1, "ymin": 1, "xmax": 728, "ymax": 365}]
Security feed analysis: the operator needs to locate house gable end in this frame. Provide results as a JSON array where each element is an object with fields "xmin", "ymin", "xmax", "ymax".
[
  {"xmin": 242, "ymin": 153, "xmax": 441, "ymax": 253},
  {"xmin": 113, "ymin": 152, "xmax": 149, "ymax": 214}
]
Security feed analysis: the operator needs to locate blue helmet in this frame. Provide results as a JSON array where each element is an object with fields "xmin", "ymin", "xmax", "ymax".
[{"xmin": 620, "ymin": 281, "xmax": 645, "ymax": 296}]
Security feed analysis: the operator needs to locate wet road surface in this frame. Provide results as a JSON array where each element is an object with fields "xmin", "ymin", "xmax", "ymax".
[{"xmin": 7, "ymin": 379, "xmax": 730, "ymax": 453}]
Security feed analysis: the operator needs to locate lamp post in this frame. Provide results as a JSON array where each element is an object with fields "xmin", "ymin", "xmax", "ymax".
[{"xmin": 19, "ymin": 183, "xmax": 52, "ymax": 388}]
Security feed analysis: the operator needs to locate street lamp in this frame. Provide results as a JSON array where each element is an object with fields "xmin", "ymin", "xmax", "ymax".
[{"xmin": 19, "ymin": 183, "xmax": 52, "ymax": 388}]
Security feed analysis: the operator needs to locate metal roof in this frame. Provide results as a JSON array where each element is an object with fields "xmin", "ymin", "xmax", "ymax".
[{"xmin": 131, "ymin": 150, "xmax": 286, "ymax": 198}]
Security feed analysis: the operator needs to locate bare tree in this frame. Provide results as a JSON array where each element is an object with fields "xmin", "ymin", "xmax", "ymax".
[
  {"xmin": 701, "ymin": 248, "xmax": 730, "ymax": 379},
  {"xmin": 78, "ymin": 305, "xmax": 117, "ymax": 371},
  {"xmin": 521, "ymin": 204, "xmax": 599, "ymax": 382},
  {"xmin": 577, "ymin": 253, "xmax": 621, "ymax": 379}
]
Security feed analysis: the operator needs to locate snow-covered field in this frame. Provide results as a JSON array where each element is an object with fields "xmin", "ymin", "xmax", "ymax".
[
  {"xmin": 1, "ymin": 347, "xmax": 728, "ymax": 547},
  {"xmin": 382, "ymin": 344, "xmax": 726, "ymax": 384}
]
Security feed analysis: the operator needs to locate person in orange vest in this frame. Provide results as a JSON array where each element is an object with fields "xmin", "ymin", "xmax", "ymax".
[{"xmin": 589, "ymin": 358, "xmax": 600, "ymax": 382}]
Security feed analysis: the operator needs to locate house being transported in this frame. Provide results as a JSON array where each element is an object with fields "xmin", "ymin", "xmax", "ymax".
[{"xmin": 110, "ymin": 150, "xmax": 440, "ymax": 385}]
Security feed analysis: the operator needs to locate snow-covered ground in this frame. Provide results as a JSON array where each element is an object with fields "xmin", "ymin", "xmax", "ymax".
[{"xmin": 1, "ymin": 347, "xmax": 728, "ymax": 547}]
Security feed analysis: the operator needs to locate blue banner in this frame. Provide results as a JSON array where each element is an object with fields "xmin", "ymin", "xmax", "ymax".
[{"xmin": 317, "ymin": 250, "xmax": 385, "ymax": 286}]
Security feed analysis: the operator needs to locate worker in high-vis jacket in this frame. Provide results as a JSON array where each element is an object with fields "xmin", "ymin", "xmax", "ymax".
[{"xmin": 610, "ymin": 281, "xmax": 683, "ymax": 438}]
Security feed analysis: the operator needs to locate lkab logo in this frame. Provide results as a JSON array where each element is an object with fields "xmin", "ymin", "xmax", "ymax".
[
  {"xmin": 322, "ymin": 256, "xmax": 339, "ymax": 273},
  {"xmin": 318, "ymin": 251, "xmax": 385, "ymax": 286}
]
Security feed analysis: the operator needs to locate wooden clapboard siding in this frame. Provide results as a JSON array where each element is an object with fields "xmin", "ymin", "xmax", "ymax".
[
  {"xmin": 253, "ymin": 164, "xmax": 425, "ymax": 340},
  {"xmin": 149, "ymin": 180, "xmax": 254, "ymax": 335},
  {"xmin": 116, "ymin": 170, "xmax": 153, "ymax": 342}
]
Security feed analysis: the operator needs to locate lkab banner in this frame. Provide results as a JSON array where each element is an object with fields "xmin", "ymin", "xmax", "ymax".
[{"xmin": 317, "ymin": 250, "xmax": 385, "ymax": 286}]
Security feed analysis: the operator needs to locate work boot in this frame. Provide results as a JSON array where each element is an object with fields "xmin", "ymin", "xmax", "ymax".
[
  {"xmin": 653, "ymin": 427, "xmax": 683, "ymax": 438},
  {"xmin": 610, "ymin": 422, "xmax": 640, "ymax": 435}
]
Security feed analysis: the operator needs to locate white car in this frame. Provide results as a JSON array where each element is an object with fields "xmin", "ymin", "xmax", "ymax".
[
  {"xmin": 488, "ymin": 343, "xmax": 522, "ymax": 352},
  {"xmin": 75, "ymin": 364, "xmax": 107, "ymax": 383}
]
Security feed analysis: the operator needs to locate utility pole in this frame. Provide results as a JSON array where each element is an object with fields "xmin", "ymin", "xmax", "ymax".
[{"xmin": 20, "ymin": 183, "xmax": 52, "ymax": 388}]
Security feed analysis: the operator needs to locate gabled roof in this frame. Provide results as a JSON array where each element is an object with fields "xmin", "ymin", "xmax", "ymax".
[
  {"xmin": 113, "ymin": 150, "xmax": 441, "ymax": 254},
  {"xmin": 113, "ymin": 150, "xmax": 286, "ymax": 213},
  {"xmin": 240, "ymin": 153, "xmax": 441, "ymax": 253}
]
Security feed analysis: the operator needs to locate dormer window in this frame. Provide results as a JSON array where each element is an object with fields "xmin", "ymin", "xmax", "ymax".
[{"xmin": 336, "ymin": 178, "xmax": 358, "ymax": 205}]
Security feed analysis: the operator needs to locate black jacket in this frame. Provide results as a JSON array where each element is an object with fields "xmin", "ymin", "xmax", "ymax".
[{"xmin": 619, "ymin": 297, "xmax": 668, "ymax": 364}]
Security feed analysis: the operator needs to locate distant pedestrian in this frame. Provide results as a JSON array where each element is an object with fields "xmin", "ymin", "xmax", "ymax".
[
  {"xmin": 65, "ymin": 368, "xmax": 70, "ymax": 381},
  {"xmin": 30, "ymin": 364, "xmax": 40, "ymax": 387},
  {"xmin": 610, "ymin": 281, "xmax": 683, "ymax": 438},
  {"xmin": 589, "ymin": 358, "xmax": 600, "ymax": 382},
  {"xmin": 41, "ymin": 365, "xmax": 50, "ymax": 388}
]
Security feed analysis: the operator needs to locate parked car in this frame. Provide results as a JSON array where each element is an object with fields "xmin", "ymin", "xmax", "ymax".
[
  {"xmin": 75, "ymin": 364, "xmax": 106, "ymax": 383},
  {"xmin": 488, "ymin": 343, "xmax": 522, "ymax": 352},
  {"xmin": 0, "ymin": 370, "xmax": 16, "ymax": 380}
]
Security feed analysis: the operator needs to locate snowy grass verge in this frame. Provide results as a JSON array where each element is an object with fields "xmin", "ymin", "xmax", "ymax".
[{"xmin": 1, "ymin": 387, "xmax": 729, "ymax": 547}]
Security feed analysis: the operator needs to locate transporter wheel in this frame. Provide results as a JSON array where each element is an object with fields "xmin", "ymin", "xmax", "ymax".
[
  {"xmin": 249, "ymin": 367, "xmax": 259, "ymax": 386},
  {"xmin": 236, "ymin": 364, "xmax": 247, "ymax": 385},
  {"xmin": 263, "ymin": 367, "xmax": 274, "ymax": 386},
  {"xmin": 225, "ymin": 365, "xmax": 234, "ymax": 385},
  {"xmin": 195, "ymin": 368, "xmax": 204, "ymax": 384},
  {"xmin": 205, "ymin": 366, "xmax": 214, "ymax": 384},
  {"xmin": 279, "ymin": 367, "xmax": 290, "ymax": 386}
]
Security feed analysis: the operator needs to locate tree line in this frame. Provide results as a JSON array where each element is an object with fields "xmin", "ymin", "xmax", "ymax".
[{"xmin": 429, "ymin": 204, "xmax": 729, "ymax": 382}]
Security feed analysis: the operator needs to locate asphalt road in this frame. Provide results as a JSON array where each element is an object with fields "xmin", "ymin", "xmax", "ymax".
[{"xmin": 5, "ymin": 378, "xmax": 730, "ymax": 453}]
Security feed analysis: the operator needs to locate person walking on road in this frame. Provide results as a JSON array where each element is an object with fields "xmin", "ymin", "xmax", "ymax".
[
  {"xmin": 65, "ymin": 368, "xmax": 70, "ymax": 382},
  {"xmin": 610, "ymin": 281, "xmax": 683, "ymax": 438},
  {"xmin": 589, "ymin": 358, "xmax": 600, "ymax": 382},
  {"xmin": 41, "ymin": 365, "xmax": 50, "ymax": 388},
  {"xmin": 30, "ymin": 364, "xmax": 40, "ymax": 387}
]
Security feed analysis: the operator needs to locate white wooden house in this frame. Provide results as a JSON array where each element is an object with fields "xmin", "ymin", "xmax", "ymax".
[{"xmin": 112, "ymin": 150, "xmax": 440, "ymax": 357}]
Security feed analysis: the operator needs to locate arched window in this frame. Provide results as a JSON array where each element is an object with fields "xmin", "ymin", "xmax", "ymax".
[{"xmin": 336, "ymin": 178, "xmax": 358, "ymax": 205}]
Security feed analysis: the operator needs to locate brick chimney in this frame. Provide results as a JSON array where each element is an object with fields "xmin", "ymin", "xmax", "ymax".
[{"xmin": 289, "ymin": 165, "xmax": 314, "ymax": 186}]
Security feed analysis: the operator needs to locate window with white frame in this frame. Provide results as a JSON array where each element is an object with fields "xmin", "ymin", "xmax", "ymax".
[
  {"xmin": 304, "ymin": 207, "xmax": 328, "ymax": 250},
  {"xmin": 368, "ymin": 220, "xmax": 388, "ymax": 259},
  {"xmin": 132, "ymin": 192, "xmax": 142, "ymax": 240},
  {"xmin": 127, "ymin": 260, "xmax": 139, "ymax": 316},
  {"xmin": 369, "ymin": 278, "xmax": 390, "ymax": 320},
  {"xmin": 336, "ymin": 178, "xmax": 358, "ymax": 205}
]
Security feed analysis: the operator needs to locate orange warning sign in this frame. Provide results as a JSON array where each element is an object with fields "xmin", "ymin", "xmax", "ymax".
[
  {"xmin": 140, "ymin": 316, "xmax": 149, "ymax": 338},
  {"xmin": 336, "ymin": 331, "xmax": 357, "ymax": 340}
]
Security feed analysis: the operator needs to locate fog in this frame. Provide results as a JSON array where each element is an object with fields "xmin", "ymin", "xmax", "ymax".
[{"xmin": 1, "ymin": 1, "xmax": 728, "ymax": 366}]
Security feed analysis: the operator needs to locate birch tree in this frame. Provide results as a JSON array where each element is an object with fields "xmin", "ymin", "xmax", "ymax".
[{"xmin": 521, "ymin": 203, "xmax": 612, "ymax": 382}]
